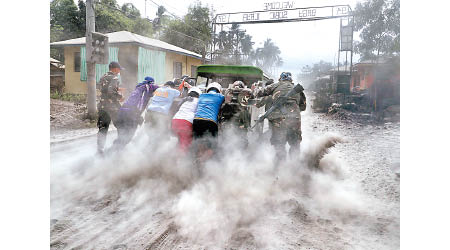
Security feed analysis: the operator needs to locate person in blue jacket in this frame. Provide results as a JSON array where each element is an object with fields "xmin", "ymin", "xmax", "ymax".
[
  {"xmin": 145, "ymin": 80, "xmax": 188, "ymax": 135},
  {"xmin": 192, "ymin": 82, "xmax": 225, "ymax": 153},
  {"xmin": 109, "ymin": 77, "xmax": 158, "ymax": 152}
]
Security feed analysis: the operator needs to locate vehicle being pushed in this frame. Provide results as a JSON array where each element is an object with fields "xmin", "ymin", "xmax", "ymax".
[{"xmin": 195, "ymin": 64, "xmax": 271, "ymax": 128}]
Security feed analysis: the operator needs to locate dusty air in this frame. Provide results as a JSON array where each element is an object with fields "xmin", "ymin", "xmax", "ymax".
[{"xmin": 50, "ymin": 0, "xmax": 400, "ymax": 249}]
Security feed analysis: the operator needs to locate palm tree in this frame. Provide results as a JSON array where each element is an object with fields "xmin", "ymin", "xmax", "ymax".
[
  {"xmin": 216, "ymin": 31, "xmax": 228, "ymax": 50},
  {"xmin": 156, "ymin": 6, "xmax": 166, "ymax": 19},
  {"xmin": 254, "ymin": 38, "xmax": 282, "ymax": 75},
  {"xmin": 153, "ymin": 6, "xmax": 167, "ymax": 38},
  {"xmin": 240, "ymin": 34, "xmax": 254, "ymax": 64}
]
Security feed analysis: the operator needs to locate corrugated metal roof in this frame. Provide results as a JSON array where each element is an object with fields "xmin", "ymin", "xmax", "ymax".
[
  {"xmin": 355, "ymin": 57, "xmax": 393, "ymax": 65},
  {"xmin": 50, "ymin": 57, "xmax": 65, "ymax": 69},
  {"xmin": 50, "ymin": 57, "xmax": 61, "ymax": 63},
  {"xmin": 50, "ymin": 31, "xmax": 202, "ymax": 59},
  {"xmin": 330, "ymin": 65, "xmax": 351, "ymax": 72},
  {"xmin": 316, "ymin": 75, "xmax": 331, "ymax": 80}
]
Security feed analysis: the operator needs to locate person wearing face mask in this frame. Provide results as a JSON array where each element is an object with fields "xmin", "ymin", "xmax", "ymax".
[{"xmin": 96, "ymin": 61, "xmax": 124, "ymax": 156}]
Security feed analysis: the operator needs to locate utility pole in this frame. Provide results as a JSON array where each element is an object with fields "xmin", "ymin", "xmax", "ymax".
[{"xmin": 86, "ymin": 0, "xmax": 97, "ymax": 118}]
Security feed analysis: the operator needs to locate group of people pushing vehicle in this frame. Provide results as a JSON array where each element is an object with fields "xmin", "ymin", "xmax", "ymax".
[{"xmin": 96, "ymin": 61, "xmax": 306, "ymax": 162}]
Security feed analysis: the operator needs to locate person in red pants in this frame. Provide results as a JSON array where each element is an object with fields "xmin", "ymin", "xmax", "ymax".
[{"xmin": 171, "ymin": 87, "xmax": 202, "ymax": 153}]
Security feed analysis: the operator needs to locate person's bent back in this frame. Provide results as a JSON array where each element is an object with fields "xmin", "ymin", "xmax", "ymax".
[
  {"xmin": 193, "ymin": 82, "xmax": 225, "ymax": 138},
  {"xmin": 110, "ymin": 77, "xmax": 158, "ymax": 151},
  {"xmin": 145, "ymin": 81, "xmax": 180, "ymax": 134},
  {"xmin": 172, "ymin": 87, "xmax": 202, "ymax": 153}
]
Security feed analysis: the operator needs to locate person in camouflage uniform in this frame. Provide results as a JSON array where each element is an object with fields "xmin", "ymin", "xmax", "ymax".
[
  {"xmin": 96, "ymin": 61, "xmax": 124, "ymax": 155},
  {"xmin": 255, "ymin": 79, "xmax": 274, "ymax": 108},
  {"xmin": 255, "ymin": 79, "xmax": 274, "ymax": 140},
  {"xmin": 257, "ymin": 72, "xmax": 306, "ymax": 161},
  {"xmin": 220, "ymin": 81, "xmax": 252, "ymax": 148}
]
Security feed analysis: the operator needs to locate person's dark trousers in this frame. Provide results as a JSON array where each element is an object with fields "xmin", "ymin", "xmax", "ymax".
[
  {"xmin": 192, "ymin": 119, "xmax": 219, "ymax": 163},
  {"xmin": 193, "ymin": 119, "xmax": 218, "ymax": 138},
  {"xmin": 110, "ymin": 119, "xmax": 138, "ymax": 151},
  {"xmin": 97, "ymin": 109, "xmax": 117, "ymax": 153},
  {"xmin": 192, "ymin": 119, "xmax": 219, "ymax": 154}
]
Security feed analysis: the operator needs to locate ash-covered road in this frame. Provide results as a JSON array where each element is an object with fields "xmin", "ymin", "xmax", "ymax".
[{"xmin": 50, "ymin": 103, "xmax": 399, "ymax": 249}]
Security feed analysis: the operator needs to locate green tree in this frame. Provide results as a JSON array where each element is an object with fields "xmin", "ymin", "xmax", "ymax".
[
  {"xmin": 161, "ymin": 2, "xmax": 212, "ymax": 59},
  {"xmin": 50, "ymin": 0, "xmax": 84, "ymax": 60},
  {"xmin": 50, "ymin": 25, "xmax": 65, "ymax": 43},
  {"xmin": 216, "ymin": 30, "xmax": 228, "ymax": 51},
  {"xmin": 212, "ymin": 24, "xmax": 258, "ymax": 65},
  {"xmin": 51, "ymin": 0, "xmax": 154, "ymax": 40},
  {"xmin": 183, "ymin": 3, "xmax": 212, "ymax": 54},
  {"xmin": 254, "ymin": 38, "xmax": 283, "ymax": 75},
  {"xmin": 132, "ymin": 18, "xmax": 154, "ymax": 37},
  {"xmin": 77, "ymin": 0, "xmax": 86, "ymax": 36},
  {"xmin": 354, "ymin": 0, "xmax": 400, "ymax": 60},
  {"xmin": 50, "ymin": 0, "xmax": 155, "ymax": 60},
  {"xmin": 50, "ymin": 0, "xmax": 84, "ymax": 40},
  {"xmin": 94, "ymin": 0, "xmax": 133, "ymax": 33},
  {"xmin": 120, "ymin": 2, "xmax": 153, "ymax": 36},
  {"xmin": 241, "ymin": 34, "xmax": 255, "ymax": 64},
  {"xmin": 121, "ymin": 3, "xmax": 140, "ymax": 19}
]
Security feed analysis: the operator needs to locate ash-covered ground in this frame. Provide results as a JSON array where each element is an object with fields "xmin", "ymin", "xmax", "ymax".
[{"xmin": 50, "ymin": 102, "xmax": 399, "ymax": 249}]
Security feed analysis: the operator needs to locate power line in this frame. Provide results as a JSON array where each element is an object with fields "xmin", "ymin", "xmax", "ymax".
[
  {"xmin": 164, "ymin": 28, "xmax": 206, "ymax": 45},
  {"xmin": 147, "ymin": 0, "xmax": 209, "ymax": 40},
  {"xmin": 147, "ymin": 0, "xmax": 185, "ymax": 17},
  {"xmin": 147, "ymin": 0, "xmax": 179, "ymax": 19},
  {"xmin": 158, "ymin": 0, "xmax": 185, "ymax": 16},
  {"xmin": 95, "ymin": 2, "xmax": 132, "ymax": 17}
]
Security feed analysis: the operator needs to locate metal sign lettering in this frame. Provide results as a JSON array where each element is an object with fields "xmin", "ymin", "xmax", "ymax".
[
  {"xmin": 263, "ymin": 2, "xmax": 295, "ymax": 11},
  {"xmin": 214, "ymin": 5, "xmax": 350, "ymax": 24}
]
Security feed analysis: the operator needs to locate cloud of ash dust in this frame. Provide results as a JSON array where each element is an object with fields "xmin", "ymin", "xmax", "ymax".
[
  {"xmin": 50, "ymin": 124, "xmax": 366, "ymax": 249},
  {"xmin": 170, "ymin": 129, "xmax": 365, "ymax": 248}
]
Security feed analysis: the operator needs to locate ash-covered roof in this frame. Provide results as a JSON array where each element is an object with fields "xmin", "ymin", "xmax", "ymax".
[
  {"xmin": 50, "ymin": 30, "xmax": 202, "ymax": 59},
  {"xmin": 50, "ymin": 57, "xmax": 65, "ymax": 69}
]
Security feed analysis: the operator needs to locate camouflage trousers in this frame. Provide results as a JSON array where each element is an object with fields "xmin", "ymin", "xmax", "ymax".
[
  {"xmin": 97, "ymin": 108, "xmax": 119, "ymax": 152},
  {"xmin": 269, "ymin": 117, "xmax": 302, "ymax": 161}
]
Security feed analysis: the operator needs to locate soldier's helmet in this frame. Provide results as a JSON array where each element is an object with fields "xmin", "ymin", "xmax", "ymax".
[
  {"xmin": 279, "ymin": 72, "xmax": 292, "ymax": 82},
  {"xmin": 232, "ymin": 81, "xmax": 245, "ymax": 89}
]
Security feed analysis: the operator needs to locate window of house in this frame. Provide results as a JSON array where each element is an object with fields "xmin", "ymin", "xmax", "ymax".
[
  {"xmin": 191, "ymin": 65, "xmax": 197, "ymax": 77},
  {"xmin": 74, "ymin": 52, "xmax": 81, "ymax": 72},
  {"xmin": 173, "ymin": 62, "xmax": 182, "ymax": 78}
]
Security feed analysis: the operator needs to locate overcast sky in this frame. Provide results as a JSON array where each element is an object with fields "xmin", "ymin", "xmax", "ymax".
[{"xmin": 116, "ymin": 0, "xmax": 361, "ymax": 77}]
